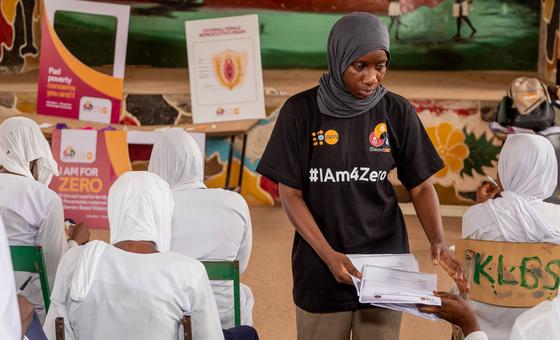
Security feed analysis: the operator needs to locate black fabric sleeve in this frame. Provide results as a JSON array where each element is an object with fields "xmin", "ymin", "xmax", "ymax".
[
  {"xmin": 256, "ymin": 100, "xmax": 304, "ymax": 190},
  {"xmin": 395, "ymin": 106, "xmax": 444, "ymax": 190}
]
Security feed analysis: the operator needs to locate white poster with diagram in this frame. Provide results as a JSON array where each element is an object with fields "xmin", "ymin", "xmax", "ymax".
[{"xmin": 186, "ymin": 15, "xmax": 265, "ymax": 123}]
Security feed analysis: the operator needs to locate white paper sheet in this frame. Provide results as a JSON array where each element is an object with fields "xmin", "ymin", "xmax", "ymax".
[
  {"xmin": 346, "ymin": 254, "xmax": 440, "ymax": 321},
  {"xmin": 370, "ymin": 303, "xmax": 440, "ymax": 321},
  {"xmin": 359, "ymin": 265, "xmax": 440, "ymax": 306},
  {"xmin": 348, "ymin": 254, "xmax": 419, "ymax": 294}
]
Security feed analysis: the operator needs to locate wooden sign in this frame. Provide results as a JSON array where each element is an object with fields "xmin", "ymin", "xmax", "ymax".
[{"xmin": 456, "ymin": 239, "xmax": 560, "ymax": 307}]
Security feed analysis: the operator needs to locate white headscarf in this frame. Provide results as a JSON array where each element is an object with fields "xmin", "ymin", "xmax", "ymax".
[
  {"xmin": 0, "ymin": 117, "xmax": 58, "ymax": 185},
  {"xmin": 463, "ymin": 134, "xmax": 560, "ymax": 243},
  {"xmin": 148, "ymin": 128, "xmax": 206, "ymax": 191},
  {"xmin": 70, "ymin": 171, "xmax": 174, "ymax": 302}
]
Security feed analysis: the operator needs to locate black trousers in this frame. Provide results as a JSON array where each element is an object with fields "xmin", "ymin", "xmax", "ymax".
[{"xmin": 223, "ymin": 326, "xmax": 259, "ymax": 340}]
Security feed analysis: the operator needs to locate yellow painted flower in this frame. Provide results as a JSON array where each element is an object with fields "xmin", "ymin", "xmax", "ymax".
[{"xmin": 426, "ymin": 122, "xmax": 469, "ymax": 178}]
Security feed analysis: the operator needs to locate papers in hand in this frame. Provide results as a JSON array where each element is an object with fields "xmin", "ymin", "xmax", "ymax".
[
  {"xmin": 359, "ymin": 265, "xmax": 440, "ymax": 306},
  {"xmin": 348, "ymin": 254, "xmax": 440, "ymax": 321}
]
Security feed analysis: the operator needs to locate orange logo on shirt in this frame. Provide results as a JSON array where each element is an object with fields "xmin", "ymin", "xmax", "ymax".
[{"xmin": 313, "ymin": 129, "xmax": 339, "ymax": 146}]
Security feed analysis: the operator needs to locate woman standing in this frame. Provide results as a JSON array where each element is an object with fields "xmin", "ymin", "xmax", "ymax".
[{"xmin": 257, "ymin": 12, "xmax": 467, "ymax": 340}]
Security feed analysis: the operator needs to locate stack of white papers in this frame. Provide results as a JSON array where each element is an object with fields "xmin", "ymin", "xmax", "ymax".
[{"xmin": 348, "ymin": 254, "xmax": 440, "ymax": 321}]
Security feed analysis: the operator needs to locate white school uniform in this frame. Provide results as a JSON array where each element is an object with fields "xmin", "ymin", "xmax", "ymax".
[
  {"xmin": 462, "ymin": 134, "xmax": 560, "ymax": 340},
  {"xmin": 149, "ymin": 128, "xmax": 254, "ymax": 329},
  {"xmin": 0, "ymin": 219, "xmax": 22, "ymax": 340},
  {"xmin": 0, "ymin": 117, "xmax": 64, "ymax": 321},
  {"xmin": 0, "ymin": 174, "xmax": 68, "ymax": 320},
  {"xmin": 170, "ymin": 188, "xmax": 254, "ymax": 328},
  {"xmin": 44, "ymin": 172, "xmax": 225, "ymax": 340},
  {"xmin": 510, "ymin": 296, "xmax": 560, "ymax": 340},
  {"xmin": 43, "ymin": 245, "xmax": 224, "ymax": 340},
  {"xmin": 464, "ymin": 331, "xmax": 489, "ymax": 340}
]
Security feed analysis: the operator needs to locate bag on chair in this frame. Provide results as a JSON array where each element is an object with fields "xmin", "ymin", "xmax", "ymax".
[{"xmin": 497, "ymin": 77, "xmax": 555, "ymax": 131}]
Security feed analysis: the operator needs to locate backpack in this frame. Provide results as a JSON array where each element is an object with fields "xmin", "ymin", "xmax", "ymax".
[{"xmin": 497, "ymin": 78, "xmax": 555, "ymax": 131}]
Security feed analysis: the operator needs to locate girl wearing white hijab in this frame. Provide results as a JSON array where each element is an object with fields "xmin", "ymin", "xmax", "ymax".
[
  {"xmin": 0, "ymin": 117, "xmax": 89, "ymax": 321},
  {"xmin": 462, "ymin": 133, "xmax": 560, "ymax": 340},
  {"xmin": 43, "ymin": 172, "xmax": 225, "ymax": 340},
  {"xmin": 149, "ymin": 128, "xmax": 254, "ymax": 329}
]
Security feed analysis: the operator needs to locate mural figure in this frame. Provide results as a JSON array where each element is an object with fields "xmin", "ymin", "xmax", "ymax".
[
  {"xmin": 387, "ymin": 0, "xmax": 402, "ymax": 40},
  {"xmin": 0, "ymin": 0, "xmax": 38, "ymax": 73},
  {"xmin": 453, "ymin": 0, "xmax": 476, "ymax": 39},
  {"xmin": 542, "ymin": 0, "xmax": 559, "ymax": 83}
]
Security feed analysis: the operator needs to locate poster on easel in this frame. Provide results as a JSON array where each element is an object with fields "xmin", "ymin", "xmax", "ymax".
[
  {"xmin": 50, "ymin": 129, "xmax": 132, "ymax": 230},
  {"xmin": 185, "ymin": 15, "xmax": 265, "ymax": 124},
  {"xmin": 37, "ymin": 0, "xmax": 130, "ymax": 124}
]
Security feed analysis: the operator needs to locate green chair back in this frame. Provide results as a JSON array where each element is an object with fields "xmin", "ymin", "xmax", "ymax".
[
  {"xmin": 10, "ymin": 245, "xmax": 51, "ymax": 311},
  {"xmin": 202, "ymin": 261, "xmax": 241, "ymax": 327}
]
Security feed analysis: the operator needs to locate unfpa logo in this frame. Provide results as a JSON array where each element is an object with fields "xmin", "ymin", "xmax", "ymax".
[{"xmin": 312, "ymin": 129, "xmax": 339, "ymax": 146}]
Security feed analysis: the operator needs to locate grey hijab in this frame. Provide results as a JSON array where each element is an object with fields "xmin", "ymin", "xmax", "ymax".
[{"xmin": 317, "ymin": 12, "xmax": 391, "ymax": 118}]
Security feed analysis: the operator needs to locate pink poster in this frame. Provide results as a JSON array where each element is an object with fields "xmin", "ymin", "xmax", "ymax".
[
  {"xmin": 37, "ymin": 0, "xmax": 130, "ymax": 124},
  {"xmin": 50, "ymin": 129, "xmax": 132, "ymax": 229}
]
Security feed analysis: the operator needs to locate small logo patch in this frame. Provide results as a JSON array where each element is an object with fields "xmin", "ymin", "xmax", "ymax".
[
  {"xmin": 313, "ymin": 129, "xmax": 339, "ymax": 146},
  {"xmin": 369, "ymin": 123, "xmax": 391, "ymax": 153}
]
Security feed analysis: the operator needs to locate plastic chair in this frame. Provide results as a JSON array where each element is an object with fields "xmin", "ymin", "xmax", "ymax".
[
  {"xmin": 54, "ymin": 316, "xmax": 193, "ymax": 340},
  {"xmin": 182, "ymin": 315, "xmax": 193, "ymax": 340},
  {"xmin": 453, "ymin": 239, "xmax": 560, "ymax": 340},
  {"xmin": 10, "ymin": 245, "xmax": 51, "ymax": 312},
  {"xmin": 202, "ymin": 260, "xmax": 241, "ymax": 326}
]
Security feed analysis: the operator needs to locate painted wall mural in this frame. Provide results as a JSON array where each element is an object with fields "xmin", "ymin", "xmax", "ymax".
[
  {"xmin": 0, "ymin": 0, "xmax": 40, "ymax": 73},
  {"xmin": 539, "ymin": 0, "xmax": 560, "ymax": 83},
  {"xmin": 413, "ymin": 101, "xmax": 501, "ymax": 204},
  {"xmin": 0, "ymin": 91, "xmax": 502, "ymax": 206},
  {"xmin": 51, "ymin": 0, "xmax": 539, "ymax": 70}
]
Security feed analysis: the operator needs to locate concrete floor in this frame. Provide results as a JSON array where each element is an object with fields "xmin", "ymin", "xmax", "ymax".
[{"xmin": 243, "ymin": 206, "xmax": 462, "ymax": 340}]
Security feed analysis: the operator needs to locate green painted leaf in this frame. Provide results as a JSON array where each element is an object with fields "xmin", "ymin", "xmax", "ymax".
[{"xmin": 461, "ymin": 128, "xmax": 500, "ymax": 178}]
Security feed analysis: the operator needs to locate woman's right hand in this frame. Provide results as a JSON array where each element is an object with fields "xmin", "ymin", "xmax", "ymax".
[
  {"xmin": 476, "ymin": 181, "xmax": 500, "ymax": 204},
  {"xmin": 68, "ymin": 223, "xmax": 91, "ymax": 245},
  {"xmin": 324, "ymin": 251, "xmax": 362, "ymax": 285},
  {"xmin": 418, "ymin": 291, "xmax": 480, "ymax": 336}
]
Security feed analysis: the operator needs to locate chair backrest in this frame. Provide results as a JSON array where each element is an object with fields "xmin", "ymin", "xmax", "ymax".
[
  {"xmin": 55, "ymin": 317, "xmax": 65, "ymax": 340},
  {"xmin": 54, "ymin": 315, "xmax": 193, "ymax": 340},
  {"xmin": 202, "ymin": 260, "xmax": 241, "ymax": 326},
  {"xmin": 182, "ymin": 315, "xmax": 192, "ymax": 340},
  {"xmin": 10, "ymin": 245, "xmax": 51, "ymax": 311},
  {"xmin": 456, "ymin": 239, "xmax": 560, "ymax": 307}
]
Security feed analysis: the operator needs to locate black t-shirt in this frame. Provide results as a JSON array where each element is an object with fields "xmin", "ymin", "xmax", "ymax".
[{"xmin": 256, "ymin": 87, "xmax": 443, "ymax": 313}]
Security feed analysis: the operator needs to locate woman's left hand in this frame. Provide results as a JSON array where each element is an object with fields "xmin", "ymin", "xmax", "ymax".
[{"xmin": 431, "ymin": 242, "xmax": 469, "ymax": 293}]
